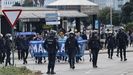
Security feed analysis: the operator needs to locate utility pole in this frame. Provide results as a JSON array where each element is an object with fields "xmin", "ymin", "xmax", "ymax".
[{"xmin": 110, "ymin": 0, "xmax": 112, "ymax": 26}]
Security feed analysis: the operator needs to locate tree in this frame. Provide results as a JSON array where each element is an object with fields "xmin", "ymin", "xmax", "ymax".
[
  {"xmin": 13, "ymin": 2, "xmax": 21, "ymax": 6},
  {"xmin": 112, "ymin": 12, "xmax": 121, "ymax": 26},
  {"xmin": 22, "ymin": 0, "xmax": 33, "ymax": 7},
  {"xmin": 130, "ymin": 0, "xmax": 133, "ymax": 3},
  {"xmin": 98, "ymin": 7, "xmax": 110, "ymax": 24},
  {"xmin": 98, "ymin": 7, "xmax": 121, "ymax": 26},
  {"xmin": 125, "ymin": 22, "xmax": 133, "ymax": 31},
  {"xmin": 121, "ymin": 1, "xmax": 133, "ymax": 24}
]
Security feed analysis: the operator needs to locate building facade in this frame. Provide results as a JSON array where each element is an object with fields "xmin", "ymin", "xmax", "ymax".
[
  {"xmin": 1, "ymin": 0, "xmax": 21, "ymax": 7},
  {"xmin": 90, "ymin": 0, "xmax": 129, "ymax": 10}
]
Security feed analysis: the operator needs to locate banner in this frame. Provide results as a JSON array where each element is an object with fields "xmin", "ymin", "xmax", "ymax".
[
  {"xmin": 29, "ymin": 40, "xmax": 87, "ymax": 57},
  {"xmin": 16, "ymin": 32, "xmax": 36, "ymax": 36}
]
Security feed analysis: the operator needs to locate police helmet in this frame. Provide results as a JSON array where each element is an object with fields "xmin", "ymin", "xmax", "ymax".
[
  {"xmin": 0, "ymin": 33, "xmax": 3, "ymax": 37},
  {"xmin": 6, "ymin": 33, "xmax": 11, "ymax": 37},
  {"xmin": 5, "ymin": 33, "xmax": 12, "ymax": 38},
  {"xmin": 49, "ymin": 30, "xmax": 56, "ymax": 37},
  {"xmin": 69, "ymin": 32, "xmax": 75, "ymax": 38}
]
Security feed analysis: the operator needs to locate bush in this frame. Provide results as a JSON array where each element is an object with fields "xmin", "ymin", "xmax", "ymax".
[{"xmin": 125, "ymin": 22, "xmax": 133, "ymax": 31}]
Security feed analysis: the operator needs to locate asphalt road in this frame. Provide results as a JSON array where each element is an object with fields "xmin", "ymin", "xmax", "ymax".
[
  {"xmin": 0, "ymin": 47, "xmax": 133, "ymax": 75},
  {"xmin": 15, "ymin": 50, "xmax": 133, "ymax": 75}
]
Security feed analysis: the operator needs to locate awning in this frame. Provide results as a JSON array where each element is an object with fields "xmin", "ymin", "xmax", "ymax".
[
  {"xmin": 0, "ymin": 7, "xmax": 88, "ymax": 18},
  {"xmin": 20, "ymin": 10, "xmax": 87, "ymax": 18}
]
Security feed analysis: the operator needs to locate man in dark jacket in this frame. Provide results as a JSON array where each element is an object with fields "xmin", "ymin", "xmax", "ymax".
[
  {"xmin": 15, "ymin": 36, "xmax": 23, "ymax": 60},
  {"xmin": 5, "ymin": 34, "xmax": 12, "ymax": 66},
  {"xmin": 0, "ymin": 34, "xmax": 5, "ymax": 64},
  {"xmin": 21, "ymin": 36, "xmax": 29, "ymax": 64},
  {"xmin": 81, "ymin": 32, "xmax": 87, "ymax": 40},
  {"xmin": 116, "ymin": 29, "xmax": 128, "ymax": 61},
  {"xmin": 105, "ymin": 33, "xmax": 116, "ymax": 59},
  {"xmin": 44, "ymin": 32, "xmax": 59, "ymax": 74},
  {"xmin": 88, "ymin": 32, "xmax": 101, "ymax": 68},
  {"xmin": 65, "ymin": 33, "xmax": 80, "ymax": 69}
]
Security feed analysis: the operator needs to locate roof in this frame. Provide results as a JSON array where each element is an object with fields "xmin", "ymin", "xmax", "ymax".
[
  {"xmin": 1, "ymin": 7, "xmax": 57, "ymax": 11},
  {"xmin": 48, "ymin": 0, "xmax": 98, "ymax": 6},
  {"xmin": 0, "ymin": 7, "xmax": 87, "ymax": 18},
  {"xmin": 0, "ymin": 7, "xmax": 57, "ymax": 15},
  {"xmin": 20, "ymin": 10, "xmax": 87, "ymax": 18}
]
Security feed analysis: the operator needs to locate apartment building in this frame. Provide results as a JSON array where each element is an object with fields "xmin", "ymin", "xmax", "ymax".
[{"xmin": 90, "ymin": 0, "xmax": 129, "ymax": 10}]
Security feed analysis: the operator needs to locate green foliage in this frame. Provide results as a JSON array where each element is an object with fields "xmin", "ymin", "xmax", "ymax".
[
  {"xmin": 112, "ymin": 12, "xmax": 121, "ymax": 26},
  {"xmin": 0, "ymin": 66, "xmax": 33, "ymax": 75},
  {"xmin": 121, "ymin": 1, "xmax": 133, "ymax": 24},
  {"xmin": 125, "ymin": 22, "xmax": 133, "ymax": 31},
  {"xmin": 13, "ymin": 2, "xmax": 21, "ymax": 6},
  {"xmin": 98, "ymin": 7, "xmax": 121, "ymax": 26},
  {"xmin": 98, "ymin": 7, "xmax": 110, "ymax": 24},
  {"xmin": 22, "ymin": 0, "xmax": 33, "ymax": 7}
]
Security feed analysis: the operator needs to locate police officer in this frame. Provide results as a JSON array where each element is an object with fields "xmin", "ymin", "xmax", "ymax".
[
  {"xmin": 105, "ymin": 33, "xmax": 116, "ymax": 59},
  {"xmin": 65, "ymin": 32, "xmax": 80, "ymax": 69},
  {"xmin": 116, "ymin": 28, "xmax": 128, "ymax": 61},
  {"xmin": 5, "ymin": 34, "xmax": 12, "ymax": 66},
  {"xmin": 88, "ymin": 32, "xmax": 101, "ymax": 68},
  {"xmin": 15, "ymin": 36, "xmax": 23, "ymax": 60},
  {"xmin": 44, "ymin": 31, "xmax": 59, "ymax": 74},
  {"xmin": 21, "ymin": 36, "xmax": 29, "ymax": 64},
  {"xmin": 0, "ymin": 34, "xmax": 5, "ymax": 64}
]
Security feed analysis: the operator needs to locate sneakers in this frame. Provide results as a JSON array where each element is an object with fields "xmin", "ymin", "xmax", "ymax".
[
  {"xmin": 93, "ymin": 65, "xmax": 98, "ymax": 68},
  {"xmin": 70, "ymin": 65, "xmax": 75, "ymax": 69},
  {"xmin": 71, "ymin": 66, "xmax": 75, "ymax": 69},
  {"xmin": 46, "ymin": 71, "xmax": 56, "ymax": 74},
  {"xmin": 51, "ymin": 71, "xmax": 56, "ymax": 74},
  {"xmin": 124, "ymin": 59, "xmax": 127, "ymax": 61},
  {"xmin": 46, "ymin": 71, "xmax": 51, "ymax": 74},
  {"xmin": 120, "ymin": 58, "xmax": 127, "ymax": 61}
]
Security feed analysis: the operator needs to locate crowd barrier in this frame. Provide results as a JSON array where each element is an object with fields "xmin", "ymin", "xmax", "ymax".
[{"xmin": 29, "ymin": 40, "xmax": 87, "ymax": 58}]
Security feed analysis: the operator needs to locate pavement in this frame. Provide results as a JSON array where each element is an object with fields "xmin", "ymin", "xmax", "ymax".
[{"xmin": 0, "ymin": 46, "xmax": 133, "ymax": 75}]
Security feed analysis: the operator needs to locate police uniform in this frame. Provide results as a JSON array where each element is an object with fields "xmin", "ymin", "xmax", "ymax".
[
  {"xmin": 88, "ymin": 33, "xmax": 101, "ymax": 68},
  {"xmin": 15, "ymin": 36, "xmax": 23, "ymax": 60},
  {"xmin": 116, "ymin": 30, "xmax": 128, "ymax": 61},
  {"xmin": 5, "ymin": 34, "xmax": 12, "ymax": 66},
  {"xmin": 21, "ymin": 37, "xmax": 29, "ymax": 64},
  {"xmin": 65, "ymin": 33, "xmax": 79, "ymax": 69},
  {"xmin": 0, "ymin": 35, "xmax": 5, "ymax": 64},
  {"xmin": 44, "ymin": 33, "xmax": 59, "ymax": 74},
  {"xmin": 105, "ymin": 34, "xmax": 116, "ymax": 59}
]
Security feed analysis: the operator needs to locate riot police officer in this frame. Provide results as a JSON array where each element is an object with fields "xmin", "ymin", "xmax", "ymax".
[
  {"xmin": 5, "ymin": 34, "xmax": 12, "ymax": 66},
  {"xmin": 15, "ymin": 36, "xmax": 23, "ymax": 60},
  {"xmin": 44, "ymin": 31, "xmax": 59, "ymax": 74},
  {"xmin": 88, "ymin": 32, "xmax": 101, "ymax": 68},
  {"xmin": 0, "ymin": 34, "xmax": 5, "ymax": 64},
  {"xmin": 105, "ymin": 33, "xmax": 116, "ymax": 59},
  {"xmin": 65, "ymin": 33, "xmax": 80, "ymax": 69},
  {"xmin": 21, "ymin": 36, "xmax": 29, "ymax": 64},
  {"xmin": 116, "ymin": 28, "xmax": 128, "ymax": 61}
]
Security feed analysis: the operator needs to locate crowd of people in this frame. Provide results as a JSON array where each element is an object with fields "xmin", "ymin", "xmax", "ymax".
[{"xmin": 0, "ymin": 27, "xmax": 133, "ymax": 74}]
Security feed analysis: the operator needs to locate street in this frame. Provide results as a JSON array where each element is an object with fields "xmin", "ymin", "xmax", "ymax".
[{"xmin": 11, "ymin": 47, "xmax": 133, "ymax": 75}]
